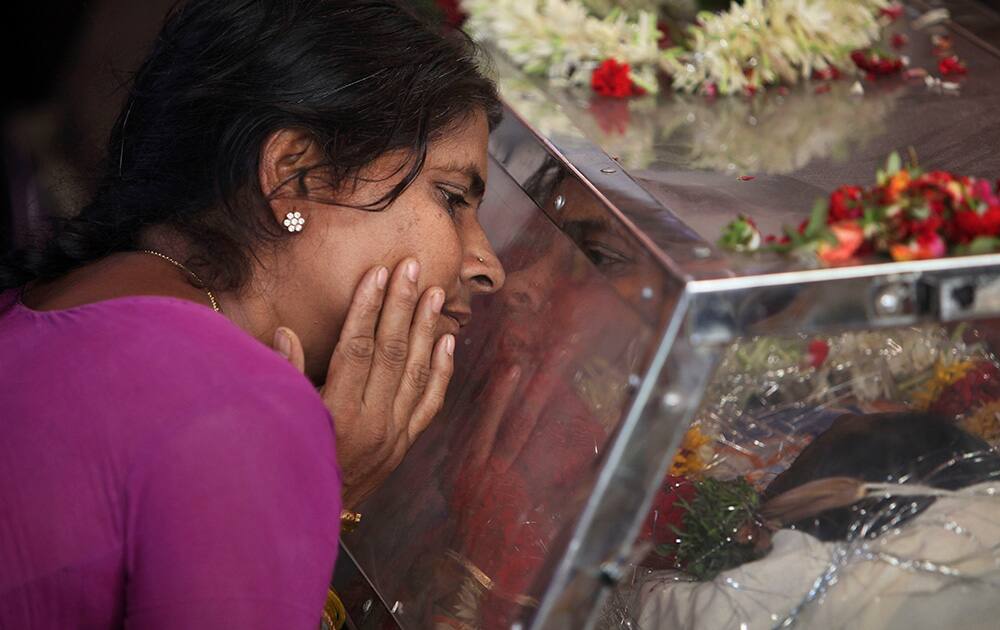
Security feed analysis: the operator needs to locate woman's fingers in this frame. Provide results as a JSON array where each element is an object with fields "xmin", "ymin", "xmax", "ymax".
[
  {"xmin": 363, "ymin": 259, "xmax": 420, "ymax": 411},
  {"xmin": 406, "ymin": 333, "xmax": 456, "ymax": 444},
  {"xmin": 392, "ymin": 286, "xmax": 445, "ymax": 422},
  {"xmin": 273, "ymin": 326, "xmax": 305, "ymax": 374},
  {"xmin": 324, "ymin": 265, "xmax": 388, "ymax": 404}
]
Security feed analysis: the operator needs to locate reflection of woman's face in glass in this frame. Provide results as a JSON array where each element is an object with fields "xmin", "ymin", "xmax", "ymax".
[{"xmin": 550, "ymin": 178, "xmax": 666, "ymax": 322}]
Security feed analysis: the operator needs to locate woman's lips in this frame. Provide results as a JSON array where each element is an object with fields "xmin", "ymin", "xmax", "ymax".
[
  {"xmin": 440, "ymin": 309, "xmax": 470, "ymax": 337},
  {"xmin": 443, "ymin": 308, "xmax": 471, "ymax": 329},
  {"xmin": 442, "ymin": 314, "xmax": 461, "ymax": 336}
]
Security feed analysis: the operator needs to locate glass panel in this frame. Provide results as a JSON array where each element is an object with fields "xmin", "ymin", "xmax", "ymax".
[
  {"xmin": 340, "ymin": 156, "xmax": 671, "ymax": 629},
  {"xmin": 498, "ymin": 8, "xmax": 1000, "ymax": 276},
  {"xmin": 604, "ymin": 318, "xmax": 1000, "ymax": 629}
]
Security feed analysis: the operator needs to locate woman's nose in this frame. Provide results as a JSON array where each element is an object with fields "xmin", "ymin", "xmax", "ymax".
[
  {"xmin": 463, "ymin": 245, "xmax": 506, "ymax": 295},
  {"xmin": 462, "ymin": 225, "xmax": 507, "ymax": 294}
]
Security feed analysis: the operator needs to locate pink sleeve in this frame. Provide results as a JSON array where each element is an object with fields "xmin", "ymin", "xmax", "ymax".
[{"xmin": 122, "ymin": 378, "xmax": 341, "ymax": 630}]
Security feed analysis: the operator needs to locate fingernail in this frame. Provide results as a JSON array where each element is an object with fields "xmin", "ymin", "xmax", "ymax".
[
  {"xmin": 375, "ymin": 266, "xmax": 388, "ymax": 290},
  {"xmin": 405, "ymin": 260, "xmax": 420, "ymax": 283},
  {"xmin": 430, "ymin": 289, "xmax": 445, "ymax": 313},
  {"xmin": 444, "ymin": 334, "xmax": 455, "ymax": 356},
  {"xmin": 274, "ymin": 328, "xmax": 292, "ymax": 359}
]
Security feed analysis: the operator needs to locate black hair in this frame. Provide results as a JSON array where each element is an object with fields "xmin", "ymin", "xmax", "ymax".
[
  {"xmin": 763, "ymin": 412, "xmax": 1000, "ymax": 541},
  {"xmin": 1, "ymin": 0, "xmax": 502, "ymax": 291}
]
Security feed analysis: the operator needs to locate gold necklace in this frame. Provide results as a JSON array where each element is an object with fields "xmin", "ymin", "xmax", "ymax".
[{"xmin": 139, "ymin": 250, "xmax": 221, "ymax": 313}]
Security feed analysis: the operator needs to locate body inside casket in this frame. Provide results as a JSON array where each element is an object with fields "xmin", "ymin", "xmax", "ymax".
[{"xmin": 333, "ymin": 3, "xmax": 1000, "ymax": 628}]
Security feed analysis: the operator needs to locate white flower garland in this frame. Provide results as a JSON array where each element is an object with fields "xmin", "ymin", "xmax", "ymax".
[
  {"xmin": 460, "ymin": 0, "xmax": 663, "ymax": 93},
  {"xmin": 663, "ymin": 0, "xmax": 893, "ymax": 94},
  {"xmin": 461, "ymin": 0, "xmax": 895, "ymax": 97}
]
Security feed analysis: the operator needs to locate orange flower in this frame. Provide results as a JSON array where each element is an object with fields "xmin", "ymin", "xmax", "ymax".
[
  {"xmin": 817, "ymin": 221, "xmax": 865, "ymax": 263},
  {"xmin": 884, "ymin": 170, "xmax": 911, "ymax": 203}
]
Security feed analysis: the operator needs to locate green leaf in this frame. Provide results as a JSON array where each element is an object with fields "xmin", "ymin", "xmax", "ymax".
[
  {"xmin": 783, "ymin": 224, "xmax": 804, "ymax": 246},
  {"xmin": 958, "ymin": 236, "xmax": 1000, "ymax": 256},
  {"xmin": 803, "ymin": 198, "xmax": 830, "ymax": 239},
  {"xmin": 886, "ymin": 151, "xmax": 902, "ymax": 176}
]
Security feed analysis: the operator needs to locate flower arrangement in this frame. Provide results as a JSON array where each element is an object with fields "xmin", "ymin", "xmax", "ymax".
[
  {"xmin": 719, "ymin": 152, "xmax": 1000, "ymax": 263},
  {"xmin": 460, "ymin": 0, "xmax": 663, "ymax": 93},
  {"xmin": 459, "ymin": 0, "xmax": 943, "ymax": 98},
  {"xmin": 928, "ymin": 361, "xmax": 1000, "ymax": 418},
  {"xmin": 662, "ymin": 0, "xmax": 895, "ymax": 95}
]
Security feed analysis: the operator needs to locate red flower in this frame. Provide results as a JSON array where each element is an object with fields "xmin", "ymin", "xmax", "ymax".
[
  {"xmin": 851, "ymin": 50, "xmax": 903, "ymax": 76},
  {"xmin": 808, "ymin": 339, "xmax": 830, "ymax": 368},
  {"xmin": 930, "ymin": 362, "xmax": 1000, "ymax": 418},
  {"xmin": 811, "ymin": 66, "xmax": 842, "ymax": 81},
  {"xmin": 971, "ymin": 179, "xmax": 1000, "ymax": 207},
  {"xmin": 829, "ymin": 185, "xmax": 865, "ymax": 222},
  {"xmin": 818, "ymin": 221, "xmax": 865, "ymax": 263},
  {"xmin": 880, "ymin": 4, "xmax": 904, "ymax": 21},
  {"xmin": 953, "ymin": 205, "xmax": 1000, "ymax": 241},
  {"xmin": 917, "ymin": 170, "xmax": 956, "ymax": 187},
  {"xmin": 914, "ymin": 170, "xmax": 963, "ymax": 207},
  {"xmin": 591, "ymin": 59, "xmax": 644, "ymax": 98},
  {"xmin": 939, "ymin": 55, "xmax": 968, "ymax": 76},
  {"xmin": 891, "ymin": 33, "xmax": 909, "ymax": 49}
]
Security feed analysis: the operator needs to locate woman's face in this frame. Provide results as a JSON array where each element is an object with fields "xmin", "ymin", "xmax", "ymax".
[{"xmin": 265, "ymin": 109, "xmax": 505, "ymax": 381}]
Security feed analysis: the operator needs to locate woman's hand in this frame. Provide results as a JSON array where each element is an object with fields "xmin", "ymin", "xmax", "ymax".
[{"xmin": 273, "ymin": 259, "xmax": 455, "ymax": 508}]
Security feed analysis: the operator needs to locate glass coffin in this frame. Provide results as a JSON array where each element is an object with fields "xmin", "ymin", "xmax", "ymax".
[{"xmin": 334, "ymin": 3, "xmax": 1000, "ymax": 629}]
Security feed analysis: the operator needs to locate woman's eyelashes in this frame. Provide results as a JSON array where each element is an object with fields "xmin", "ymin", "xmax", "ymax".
[
  {"xmin": 583, "ymin": 240, "xmax": 630, "ymax": 271},
  {"xmin": 437, "ymin": 185, "xmax": 470, "ymax": 217}
]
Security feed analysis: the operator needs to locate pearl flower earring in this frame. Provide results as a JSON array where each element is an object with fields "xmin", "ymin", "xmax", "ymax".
[{"xmin": 283, "ymin": 211, "xmax": 305, "ymax": 233}]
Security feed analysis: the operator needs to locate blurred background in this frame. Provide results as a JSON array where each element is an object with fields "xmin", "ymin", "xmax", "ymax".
[{"xmin": 2, "ymin": 0, "xmax": 999, "ymax": 255}]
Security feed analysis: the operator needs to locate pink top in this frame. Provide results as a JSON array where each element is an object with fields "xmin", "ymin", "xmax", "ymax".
[{"xmin": 0, "ymin": 290, "xmax": 341, "ymax": 629}]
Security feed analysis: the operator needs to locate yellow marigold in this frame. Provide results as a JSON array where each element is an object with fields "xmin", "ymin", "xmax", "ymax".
[
  {"xmin": 670, "ymin": 426, "xmax": 713, "ymax": 477},
  {"xmin": 912, "ymin": 359, "xmax": 974, "ymax": 410}
]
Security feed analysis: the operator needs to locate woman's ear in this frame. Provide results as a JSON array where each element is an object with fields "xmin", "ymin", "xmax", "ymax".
[{"xmin": 259, "ymin": 128, "xmax": 326, "ymax": 222}]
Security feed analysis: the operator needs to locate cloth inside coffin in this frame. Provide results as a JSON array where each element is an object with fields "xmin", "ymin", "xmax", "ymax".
[{"xmin": 632, "ymin": 413, "xmax": 1000, "ymax": 630}]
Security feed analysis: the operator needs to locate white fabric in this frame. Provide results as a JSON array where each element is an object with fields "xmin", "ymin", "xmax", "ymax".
[{"xmin": 636, "ymin": 482, "xmax": 1000, "ymax": 630}]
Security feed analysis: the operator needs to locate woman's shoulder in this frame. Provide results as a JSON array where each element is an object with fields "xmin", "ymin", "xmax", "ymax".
[{"xmin": 3, "ymin": 292, "xmax": 330, "ymax": 433}]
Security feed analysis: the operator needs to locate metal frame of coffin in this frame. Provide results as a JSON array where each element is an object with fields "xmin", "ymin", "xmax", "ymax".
[{"xmin": 334, "ymin": 2, "xmax": 1000, "ymax": 628}]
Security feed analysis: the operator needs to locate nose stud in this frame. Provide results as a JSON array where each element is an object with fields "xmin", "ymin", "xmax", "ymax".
[{"xmin": 476, "ymin": 256, "xmax": 485, "ymax": 263}]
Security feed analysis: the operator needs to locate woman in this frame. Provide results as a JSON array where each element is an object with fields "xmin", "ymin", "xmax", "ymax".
[{"xmin": 0, "ymin": 1, "xmax": 505, "ymax": 628}]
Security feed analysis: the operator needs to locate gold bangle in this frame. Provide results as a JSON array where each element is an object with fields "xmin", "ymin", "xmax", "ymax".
[
  {"xmin": 340, "ymin": 509, "xmax": 362, "ymax": 533},
  {"xmin": 321, "ymin": 587, "xmax": 348, "ymax": 630}
]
